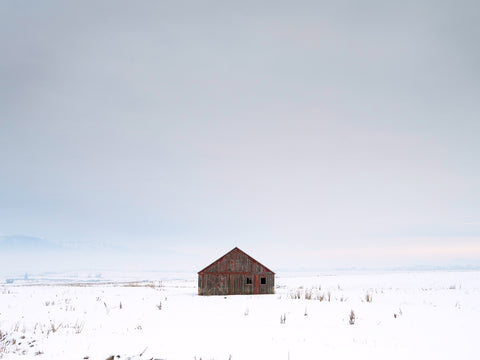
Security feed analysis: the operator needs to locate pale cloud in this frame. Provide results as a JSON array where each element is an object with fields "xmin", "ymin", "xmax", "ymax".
[{"xmin": 0, "ymin": 0, "xmax": 479, "ymax": 272}]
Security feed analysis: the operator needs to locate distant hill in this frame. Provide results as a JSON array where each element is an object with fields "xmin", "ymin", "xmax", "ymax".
[{"xmin": 0, "ymin": 235, "xmax": 64, "ymax": 252}]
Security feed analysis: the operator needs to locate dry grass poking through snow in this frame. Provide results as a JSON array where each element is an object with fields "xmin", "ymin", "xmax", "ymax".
[{"xmin": 0, "ymin": 271, "xmax": 479, "ymax": 359}]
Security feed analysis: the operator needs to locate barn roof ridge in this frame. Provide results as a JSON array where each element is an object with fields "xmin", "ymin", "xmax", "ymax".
[{"xmin": 198, "ymin": 247, "xmax": 275, "ymax": 274}]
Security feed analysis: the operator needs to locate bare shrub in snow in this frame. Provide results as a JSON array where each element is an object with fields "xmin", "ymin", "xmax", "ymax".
[
  {"xmin": 293, "ymin": 289, "xmax": 302, "ymax": 299},
  {"xmin": 49, "ymin": 321, "xmax": 62, "ymax": 334},
  {"xmin": 305, "ymin": 289, "xmax": 312, "ymax": 300},
  {"xmin": 365, "ymin": 292, "xmax": 373, "ymax": 302},
  {"xmin": 1, "ymin": 330, "xmax": 7, "ymax": 356},
  {"xmin": 349, "ymin": 310, "xmax": 355, "ymax": 325},
  {"xmin": 147, "ymin": 281, "xmax": 164, "ymax": 291},
  {"xmin": 13, "ymin": 322, "xmax": 20, "ymax": 332},
  {"xmin": 74, "ymin": 320, "xmax": 85, "ymax": 334},
  {"xmin": 394, "ymin": 308, "xmax": 403, "ymax": 318},
  {"xmin": 288, "ymin": 288, "xmax": 302, "ymax": 299}
]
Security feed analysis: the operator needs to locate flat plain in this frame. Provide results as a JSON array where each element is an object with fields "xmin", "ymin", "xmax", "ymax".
[{"xmin": 1, "ymin": 270, "xmax": 479, "ymax": 359}]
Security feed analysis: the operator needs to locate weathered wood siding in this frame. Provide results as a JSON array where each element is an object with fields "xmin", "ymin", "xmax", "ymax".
[{"xmin": 198, "ymin": 247, "xmax": 275, "ymax": 296}]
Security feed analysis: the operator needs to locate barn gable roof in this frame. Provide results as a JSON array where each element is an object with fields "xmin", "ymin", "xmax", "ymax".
[{"xmin": 198, "ymin": 247, "xmax": 275, "ymax": 274}]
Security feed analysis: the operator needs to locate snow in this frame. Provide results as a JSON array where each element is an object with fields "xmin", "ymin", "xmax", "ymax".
[{"xmin": 1, "ymin": 270, "xmax": 479, "ymax": 359}]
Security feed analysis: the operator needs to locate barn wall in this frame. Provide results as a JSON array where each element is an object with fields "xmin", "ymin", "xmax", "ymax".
[
  {"xmin": 198, "ymin": 273, "xmax": 229, "ymax": 296},
  {"xmin": 201, "ymin": 249, "xmax": 271, "ymax": 274},
  {"xmin": 198, "ymin": 273, "xmax": 274, "ymax": 295},
  {"xmin": 198, "ymin": 248, "xmax": 275, "ymax": 295}
]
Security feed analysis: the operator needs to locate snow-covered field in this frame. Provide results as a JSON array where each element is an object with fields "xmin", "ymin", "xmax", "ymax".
[{"xmin": 1, "ymin": 270, "xmax": 479, "ymax": 359}]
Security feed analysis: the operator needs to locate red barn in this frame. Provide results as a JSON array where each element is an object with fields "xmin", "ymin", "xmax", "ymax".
[{"xmin": 198, "ymin": 247, "xmax": 275, "ymax": 296}]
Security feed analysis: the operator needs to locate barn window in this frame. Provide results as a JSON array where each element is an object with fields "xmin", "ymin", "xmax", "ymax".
[
  {"xmin": 246, "ymin": 277, "xmax": 252, "ymax": 285},
  {"xmin": 260, "ymin": 277, "xmax": 266, "ymax": 285}
]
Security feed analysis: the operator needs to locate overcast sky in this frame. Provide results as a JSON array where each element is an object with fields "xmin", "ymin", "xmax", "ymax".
[{"xmin": 1, "ymin": 0, "xmax": 479, "ymax": 273}]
